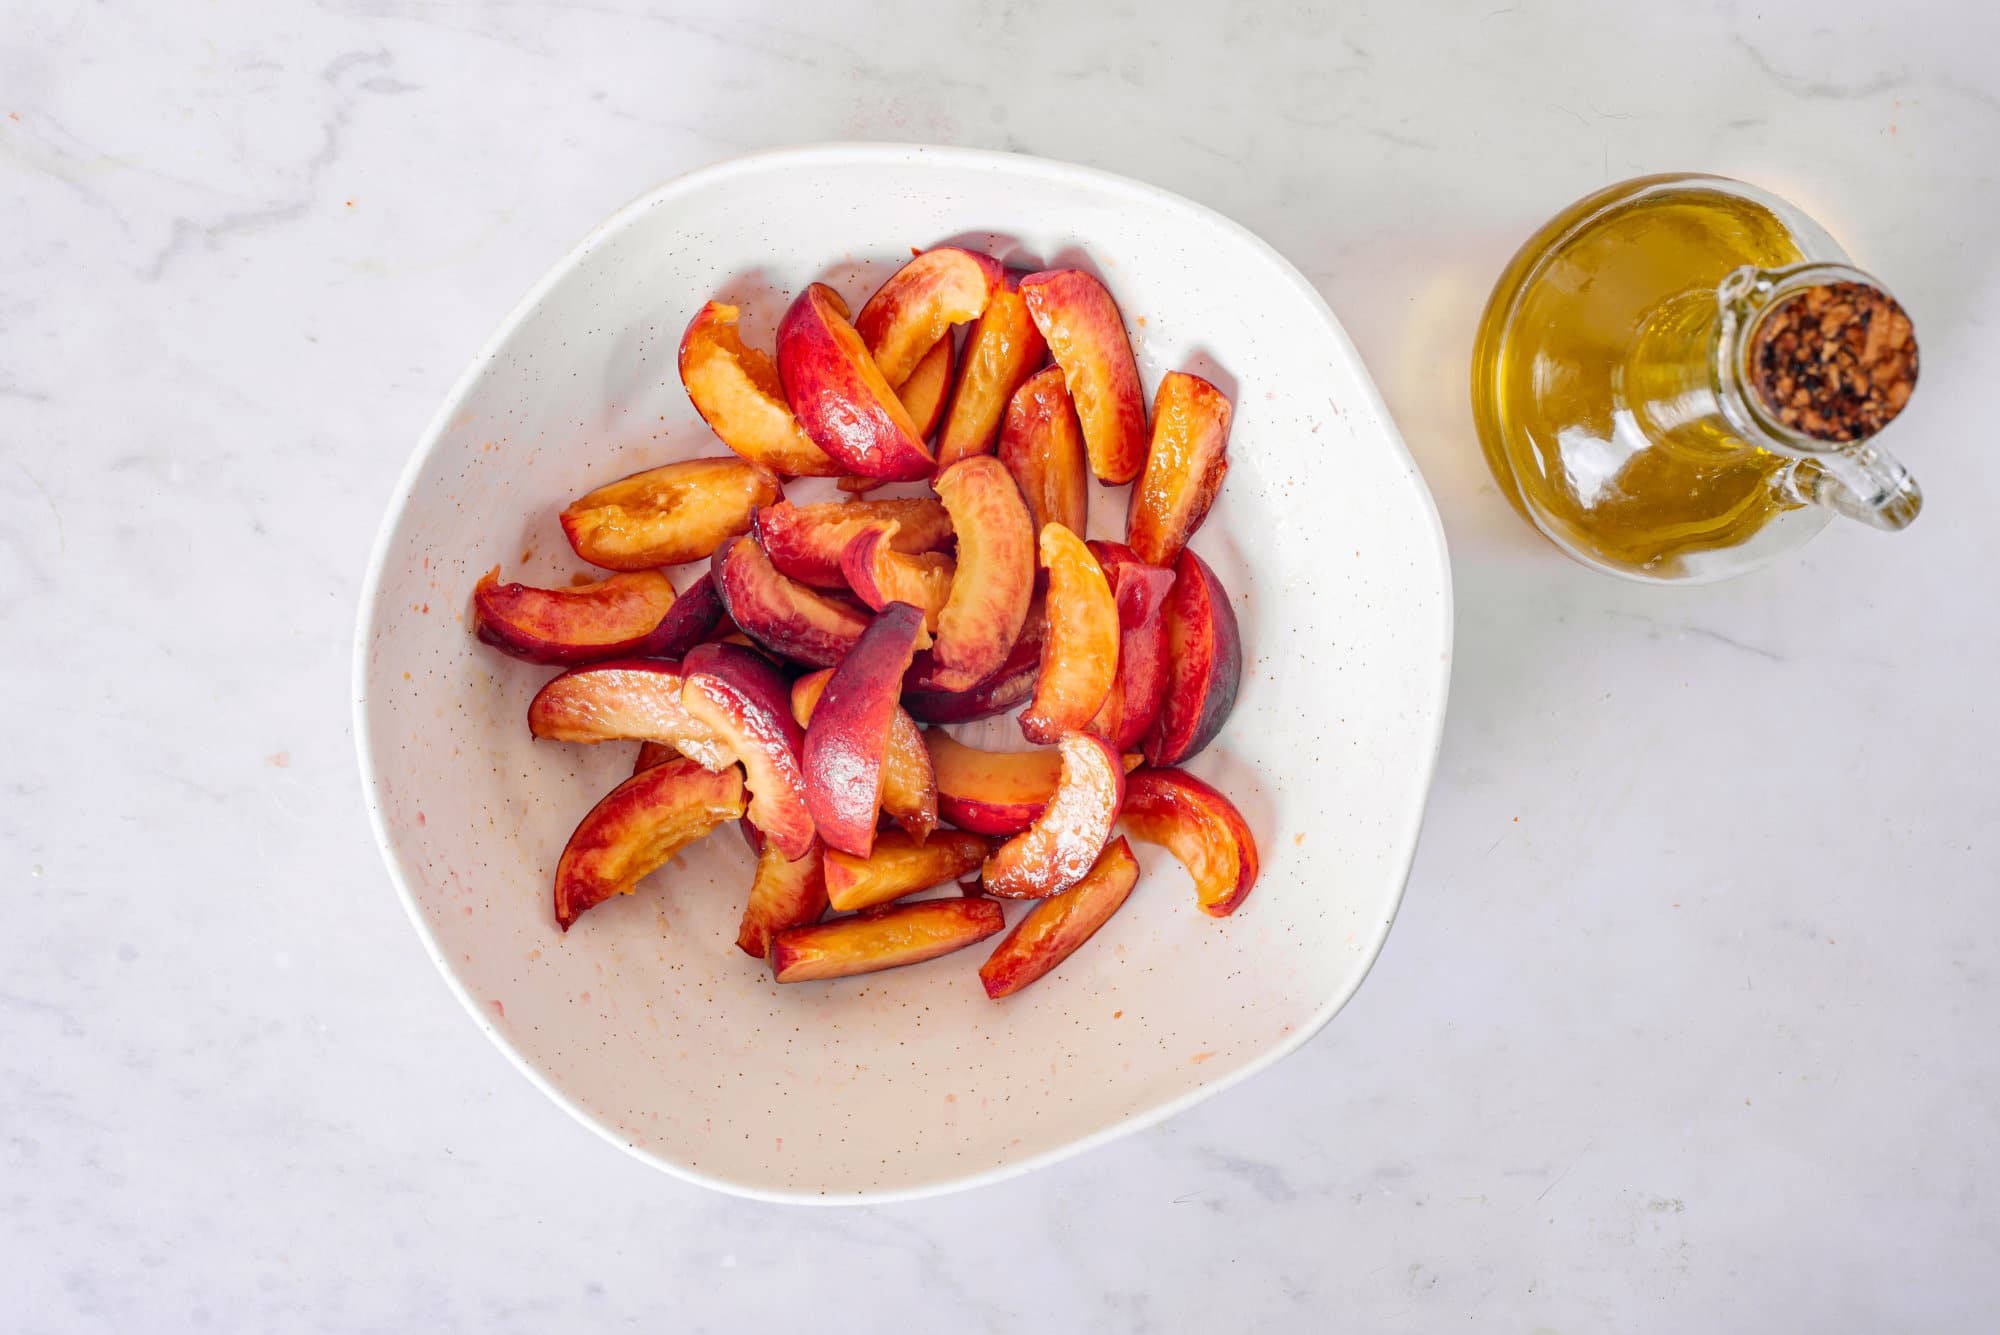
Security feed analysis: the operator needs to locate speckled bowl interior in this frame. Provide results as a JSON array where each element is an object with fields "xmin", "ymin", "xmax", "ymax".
[{"xmin": 354, "ymin": 145, "xmax": 1450, "ymax": 1201}]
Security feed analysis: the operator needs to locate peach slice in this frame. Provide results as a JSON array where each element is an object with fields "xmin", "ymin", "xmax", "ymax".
[
  {"xmin": 681, "ymin": 642, "xmax": 813, "ymax": 860},
  {"xmin": 1019, "ymin": 524, "xmax": 1119, "ymax": 745},
  {"xmin": 854, "ymin": 247, "xmax": 1005, "ymax": 388},
  {"xmin": 981, "ymin": 732, "xmax": 1125, "ymax": 899},
  {"xmin": 633, "ymin": 740, "xmax": 678, "ymax": 774},
  {"xmin": 777, "ymin": 283, "xmax": 936, "ymax": 481},
  {"xmin": 560, "ymin": 457, "xmax": 781, "ymax": 572},
  {"xmin": 822, "ymin": 830, "xmax": 991, "ymax": 912},
  {"xmin": 710, "ymin": 535, "xmax": 871, "ymax": 668},
  {"xmin": 840, "ymin": 522, "xmax": 954, "ymax": 630},
  {"xmin": 1145, "ymin": 548, "xmax": 1242, "ymax": 767},
  {"xmin": 925, "ymin": 456, "xmax": 1036, "ymax": 692},
  {"xmin": 901, "ymin": 598, "xmax": 1045, "ymax": 723},
  {"xmin": 1127, "ymin": 371, "xmax": 1233, "ymax": 567},
  {"xmin": 896, "ymin": 336, "xmax": 955, "ymax": 438},
  {"xmin": 770, "ymin": 897, "xmax": 1003, "ymax": 983},
  {"xmin": 1120, "ymin": 767, "xmax": 1259, "ymax": 917},
  {"xmin": 792, "ymin": 669, "xmax": 937, "ymax": 844},
  {"xmin": 527, "ymin": 659, "xmax": 729, "ymax": 771},
  {"xmin": 737, "ymin": 833, "xmax": 830, "ymax": 959},
  {"xmin": 752, "ymin": 497, "xmax": 954, "ymax": 590},
  {"xmin": 553, "ymin": 756, "xmax": 744, "ymax": 930},
  {"xmin": 997, "ymin": 365, "xmax": 1089, "ymax": 537},
  {"xmin": 679, "ymin": 302, "xmax": 843, "ymax": 477},
  {"xmin": 937, "ymin": 272, "xmax": 1047, "ymax": 467},
  {"xmin": 472, "ymin": 568, "xmax": 683, "ymax": 666},
  {"xmin": 979, "ymin": 836, "xmax": 1140, "ymax": 998},
  {"xmin": 837, "ymin": 474, "xmax": 886, "ymax": 495},
  {"xmin": 925, "ymin": 731, "xmax": 1061, "ymax": 836},
  {"xmin": 799, "ymin": 603, "xmax": 928, "ymax": 856},
  {"xmin": 650, "ymin": 571, "xmax": 730, "ymax": 657},
  {"xmin": 1084, "ymin": 543, "xmax": 1178, "ymax": 752},
  {"xmin": 1019, "ymin": 269, "xmax": 1147, "ymax": 484}
]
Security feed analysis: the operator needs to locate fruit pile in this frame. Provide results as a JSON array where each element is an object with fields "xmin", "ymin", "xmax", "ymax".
[{"xmin": 470, "ymin": 246, "xmax": 1257, "ymax": 999}]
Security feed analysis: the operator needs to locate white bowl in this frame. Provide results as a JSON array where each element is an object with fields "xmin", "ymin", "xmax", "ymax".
[{"xmin": 354, "ymin": 144, "xmax": 1451, "ymax": 1202}]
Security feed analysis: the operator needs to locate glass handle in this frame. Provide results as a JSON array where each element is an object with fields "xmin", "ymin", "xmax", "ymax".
[{"xmin": 1779, "ymin": 444, "xmax": 1923, "ymax": 532}]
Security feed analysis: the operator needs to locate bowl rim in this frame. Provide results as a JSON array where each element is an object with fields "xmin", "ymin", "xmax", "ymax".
[{"xmin": 352, "ymin": 141, "xmax": 1454, "ymax": 1204}]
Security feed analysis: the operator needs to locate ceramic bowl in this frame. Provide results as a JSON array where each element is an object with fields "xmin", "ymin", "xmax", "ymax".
[{"xmin": 354, "ymin": 144, "xmax": 1450, "ymax": 1201}]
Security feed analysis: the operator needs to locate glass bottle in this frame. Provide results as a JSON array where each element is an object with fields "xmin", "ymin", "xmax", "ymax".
[{"xmin": 1470, "ymin": 174, "xmax": 1922, "ymax": 582}]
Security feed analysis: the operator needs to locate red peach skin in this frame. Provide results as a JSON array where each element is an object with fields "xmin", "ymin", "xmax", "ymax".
[
  {"xmin": 1119, "ymin": 767, "xmax": 1259, "ymax": 917},
  {"xmin": 559, "ymin": 457, "xmax": 781, "ymax": 571},
  {"xmin": 800, "ymin": 602, "xmax": 928, "ymax": 856},
  {"xmin": 770, "ymin": 897, "xmax": 1004, "ymax": 983},
  {"xmin": 1019, "ymin": 269, "xmax": 1148, "ymax": 484},
  {"xmin": 1126, "ymin": 371, "xmax": 1233, "ymax": 567},
  {"xmin": 822, "ymin": 830, "xmax": 991, "ymax": 912},
  {"xmin": 553, "ymin": 756, "xmax": 745, "ymax": 930},
  {"xmin": 924, "ymin": 731, "xmax": 1061, "ymax": 836},
  {"xmin": 679, "ymin": 301, "xmax": 843, "ymax": 477},
  {"xmin": 840, "ymin": 522, "xmax": 954, "ymax": 630},
  {"xmin": 472, "ymin": 568, "xmax": 683, "ymax": 666},
  {"xmin": 937, "ymin": 272, "xmax": 1047, "ymax": 467},
  {"xmin": 633, "ymin": 741, "xmax": 679, "ymax": 774},
  {"xmin": 1144, "ymin": 548, "xmax": 1242, "ymax": 766},
  {"xmin": 982, "ymin": 732, "xmax": 1125, "ymax": 899},
  {"xmin": 854, "ymin": 247, "xmax": 1004, "ymax": 387},
  {"xmin": 924, "ymin": 456, "xmax": 1036, "ymax": 692},
  {"xmin": 902, "ymin": 598, "xmax": 1045, "ymax": 722},
  {"xmin": 710, "ymin": 536, "xmax": 872, "ymax": 668},
  {"xmin": 896, "ymin": 336, "xmax": 955, "ymax": 438},
  {"xmin": 681, "ymin": 642, "xmax": 814, "ymax": 860},
  {"xmin": 737, "ymin": 834, "xmax": 830, "ymax": 959},
  {"xmin": 997, "ymin": 366, "xmax": 1089, "ymax": 537},
  {"xmin": 792, "ymin": 669, "xmax": 937, "ymax": 843},
  {"xmin": 752, "ymin": 497, "xmax": 954, "ymax": 590},
  {"xmin": 1019, "ymin": 524, "xmax": 1119, "ymax": 745},
  {"xmin": 979, "ymin": 836, "xmax": 1140, "ymax": 998},
  {"xmin": 777, "ymin": 283, "xmax": 936, "ymax": 481},
  {"xmin": 1084, "ymin": 545, "xmax": 1178, "ymax": 753},
  {"xmin": 527, "ymin": 659, "xmax": 729, "ymax": 771}
]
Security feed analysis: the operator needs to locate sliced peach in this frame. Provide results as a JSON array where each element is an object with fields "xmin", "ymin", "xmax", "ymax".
[
  {"xmin": 937, "ymin": 272, "xmax": 1047, "ymax": 468},
  {"xmin": 1120, "ymin": 767, "xmax": 1259, "ymax": 917},
  {"xmin": 925, "ymin": 456, "xmax": 1035, "ymax": 692},
  {"xmin": 925, "ymin": 731, "xmax": 1060, "ymax": 836},
  {"xmin": 896, "ymin": 336, "xmax": 955, "ymax": 438},
  {"xmin": 770, "ymin": 896, "xmax": 1003, "ymax": 982},
  {"xmin": 997, "ymin": 365, "xmax": 1088, "ymax": 537},
  {"xmin": 981, "ymin": 732, "xmax": 1125, "ymax": 899},
  {"xmin": 1127, "ymin": 371, "xmax": 1233, "ymax": 567},
  {"xmin": 710, "ymin": 535, "xmax": 870, "ymax": 668},
  {"xmin": 792, "ymin": 669, "xmax": 936, "ymax": 844},
  {"xmin": 560, "ymin": 457, "xmax": 781, "ymax": 572},
  {"xmin": 1019, "ymin": 524, "xmax": 1118, "ymax": 745},
  {"xmin": 854, "ymin": 247, "xmax": 1005, "ymax": 387},
  {"xmin": 681, "ymin": 642, "xmax": 813, "ymax": 860},
  {"xmin": 527, "ymin": 659, "xmax": 728, "ymax": 770},
  {"xmin": 822, "ymin": 830, "xmax": 991, "ymax": 913},
  {"xmin": 1019, "ymin": 269, "xmax": 1147, "ymax": 484},
  {"xmin": 840, "ymin": 522, "xmax": 954, "ymax": 630},
  {"xmin": 752, "ymin": 497, "xmax": 954, "ymax": 590},
  {"xmin": 901, "ymin": 598, "xmax": 1045, "ymax": 722},
  {"xmin": 777, "ymin": 283, "xmax": 935, "ymax": 481},
  {"xmin": 837, "ymin": 474, "xmax": 886, "ymax": 495},
  {"xmin": 679, "ymin": 302, "xmax": 843, "ymax": 477},
  {"xmin": 553, "ymin": 756, "xmax": 745, "ymax": 930},
  {"xmin": 651, "ymin": 571, "xmax": 729, "ymax": 657},
  {"xmin": 633, "ymin": 740, "xmax": 679, "ymax": 774},
  {"xmin": 472, "ymin": 567, "xmax": 682, "ymax": 666},
  {"xmin": 737, "ymin": 834, "xmax": 829, "ymax": 959},
  {"xmin": 979, "ymin": 836, "xmax": 1140, "ymax": 998},
  {"xmin": 800, "ymin": 603, "xmax": 928, "ymax": 856},
  {"xmin": 1084, "ymin": 543, "xmax": 1178, "ymax": 752},
  {"xmin": 1145, "ymin": 548, "xmax": 1242, "ymax": 767}
]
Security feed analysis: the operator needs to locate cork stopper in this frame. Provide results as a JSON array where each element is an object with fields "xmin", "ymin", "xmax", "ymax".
[{"xmin": 1748, "ymin": 281, "xmax": 1918, "ymax": 443}]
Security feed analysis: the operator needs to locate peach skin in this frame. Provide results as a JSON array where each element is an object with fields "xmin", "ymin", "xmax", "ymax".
[
  {"xmin": 1019, "ymin": 269, "xmax": 1147, "ymax": 484},
  {"xmin": 901, "ymin": 598, "xmax": 1045, "ymax": 723},
  {"xmin": 769, "ymin": 897, "xmax": 1004, "ymax": 983},
  {"xmin": 982, "ymin": 731, "xmax": 1125, "ymax": 899},
  {"xmin": 937, "ymin": 272, "xmax": 1047, "ymax": 468},
  {"xmin": 710, "ymin": 535, "xmax": 871, "ymax": 668},
  {"xmin": 791, "ymin": 668, "xmax": 937, "ymax": 844},
  {"xmin": 473, "ymin": 567, "xmax": 683, "ymax": 666},
  {"xmin": 1018, "ymin": 524, "xmax": 1119, "ymax": 745},
  {"xmin": 681, "ymin": 642, "xmax": 814, "ymax": 860},
  {"xmin": 979, "ymin": 836, "xmax": 1140, "ymax": 998},
  {"xmin": 1119, "ymin": 767, "xmax": 1259, "ymax": 917},
  {"xmin": 854, "ymin": 247, "xmax": 1005, "ymax": 388},
  {"xmin": 1126, "ymin": 371, "xmax": 1233, "ymax": 567},
  {"xmin": 777, "ymin": 283, "xmax": 936, "ymax": 481},
  {"xmin": 679, "ymin": 302, "xmax": 844, "ymax": 477},
  {"xmin": 752, "ymin": 496, "xmax": 953, "ymax": 590},
  {"xmin": 998, "ymin": 365, "xmax": 1089, "ymax": 538},
  {"xmin": 1144, "ymin": 548, "xmax": 1242, "ymax": 767},
  {"xmin": 1083, "ymin": 545, "xmax": 1178, "ymax": 753},
  {"xmin": 924, "ymin": 731, "xmax": 1062, "ymax": 836},
  {"xmin": 553, "ymin": 756, "xmax": 744, "ymax": 930},
  {"xmin": 800, "ymin": 602, "xmax": 928, "ymax": 856}
]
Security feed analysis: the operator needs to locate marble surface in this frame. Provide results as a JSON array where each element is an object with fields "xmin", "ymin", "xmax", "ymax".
[{"xmin": 5, "ymin": 1, "xmax": 1996, "ymax": 1329}]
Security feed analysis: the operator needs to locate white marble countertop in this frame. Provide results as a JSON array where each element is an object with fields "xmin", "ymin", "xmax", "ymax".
[{"xmin": 7, "ymin": 1, "xmax": 1997, "ymax": 1329}]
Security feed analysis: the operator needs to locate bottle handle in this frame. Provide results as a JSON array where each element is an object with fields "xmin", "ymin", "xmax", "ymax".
[{"xmin": 1778, "ymin": 443, "xmax": 1923, "ymax": 532}]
